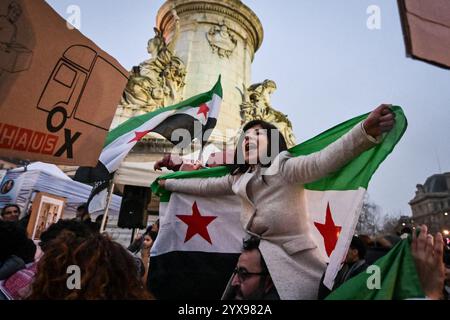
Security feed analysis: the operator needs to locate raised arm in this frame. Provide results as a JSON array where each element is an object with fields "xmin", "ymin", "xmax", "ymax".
[
  {"xmin": 161, "ymin": 175, "xmax": 234, "ymax": 196},
  {"xmin": 279, "ymin": 104, "xmax": 395, "ymax": 184}
]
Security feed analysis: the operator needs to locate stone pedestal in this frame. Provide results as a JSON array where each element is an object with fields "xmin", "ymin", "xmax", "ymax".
[{"xmin": 157, "ymin": 0, "xmax": 264, "ymax": 142}]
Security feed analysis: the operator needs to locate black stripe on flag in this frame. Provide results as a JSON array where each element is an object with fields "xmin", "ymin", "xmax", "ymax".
[
  {"xmin": 74, "ymin": 161, "xmax": 112, "ymax": 184},
  {"xmin": 147, "ymin": 251, "xmax": 239, "ymax": 300},
  {"xmin": 153, "ymin": 114, "xmax": 217, "ymax": 148}
]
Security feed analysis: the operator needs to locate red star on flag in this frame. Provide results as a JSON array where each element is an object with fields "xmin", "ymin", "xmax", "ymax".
[
  {"xmin": 176, "ymin": 201, "xmax": 217, "ymax": 244},
  {"xmin": 314, "ymin": 202, "xmax": 342, "ymax": 257},
  {"xmin": 128, "ymin": 130, "xmax": 152, "ymax": 143},
  {"xmin": 197, "ymin": 103, "xmax": 210, "ymax": 119}
]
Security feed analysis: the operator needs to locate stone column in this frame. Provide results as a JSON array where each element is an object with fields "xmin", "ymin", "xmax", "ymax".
[{"xmin": 157, "ymin": 0, "xmax": 263, "ymax": 143}]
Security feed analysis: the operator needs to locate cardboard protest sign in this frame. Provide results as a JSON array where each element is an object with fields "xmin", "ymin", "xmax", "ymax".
[
  {"xmin": 26, "ymin": 192, "xmax": 66, "ymax": 240},
  {"xmin": 398, "ymin": 0, "xmax": 450, "ymax": 69},
  {"xmin": 0, "ymin": 0, "xmax": 128, "ymax": 166}
]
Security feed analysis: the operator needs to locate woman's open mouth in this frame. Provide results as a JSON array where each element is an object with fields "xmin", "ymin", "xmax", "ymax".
[{"xmin": 244, "ymin": 142, "xmax": 257, "ymax": 153}]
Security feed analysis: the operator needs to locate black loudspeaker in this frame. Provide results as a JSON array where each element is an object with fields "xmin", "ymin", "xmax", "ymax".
[{"xmin": 117, "ymin": 185, "xmax": 151, "ymax": 229}]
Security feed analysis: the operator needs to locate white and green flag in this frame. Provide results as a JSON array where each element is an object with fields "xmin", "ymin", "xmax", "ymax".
[
  {"xmin": 150, "ymin": 106, "xmax": 407, "ymax": 298},
  {"xmin": 74, "ymin": 76, "xmax": 222, "ymax": 183}
]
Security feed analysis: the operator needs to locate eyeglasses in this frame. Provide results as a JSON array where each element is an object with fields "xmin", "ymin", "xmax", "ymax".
[{"xmin": 233, "ymin": 267, "xmax": 268, "ymax": 282}]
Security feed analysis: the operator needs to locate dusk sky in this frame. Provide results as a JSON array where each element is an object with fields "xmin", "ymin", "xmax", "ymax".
[{"xmin": 46, "ymin": 0, "xmax": 450, "ymax": 218}]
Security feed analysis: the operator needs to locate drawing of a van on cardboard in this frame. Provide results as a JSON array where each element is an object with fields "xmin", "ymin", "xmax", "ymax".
[{"xmin": 37, "ymin": 45, "xmax": 128, "ymax": 131}]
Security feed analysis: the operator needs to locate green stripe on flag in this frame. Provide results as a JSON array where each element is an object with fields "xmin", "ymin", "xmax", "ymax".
[
  {"xmin": 105, "ymin": 76, "xmax": 222, "ymax": 147},
  {"xmin": 296, "ymin": 106, "xmax": 407, "ymax": 191},
  {"xmin": 151, "ymin": 106, "xmax": 407, "ymax": 198},
  {"xmin": 325, "ymin": 238, "xmax": 424, "ymax": 300},
  {"xmin": 151, "ymin": 166, "xmax": 230, "ymax": 202}
]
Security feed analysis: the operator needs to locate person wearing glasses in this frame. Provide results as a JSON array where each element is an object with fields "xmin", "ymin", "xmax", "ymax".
[{"xmin": 222, "ymin": 236, "xmax": 279, "ymax": 300}]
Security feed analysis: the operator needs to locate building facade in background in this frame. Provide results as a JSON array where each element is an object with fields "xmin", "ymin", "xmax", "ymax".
[{"xmin": 409, "ymin": 172, "xmax": 450, "ymax": 235}]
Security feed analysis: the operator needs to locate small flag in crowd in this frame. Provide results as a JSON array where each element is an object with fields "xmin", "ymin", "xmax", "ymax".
[
  {"xmin": 74, "ymin": 77, "xmax": 222, "ymax": 212},
  {"xmin": 75, "ymin": 76, "xmax": 222, "ymax": 183},
  {"xmin": 326, "ymin": 237, "xmax": 424, "ymax": 299},
  {"xmin": 149, "ymin": 106, "xmax": 407, "ymax": 298}
]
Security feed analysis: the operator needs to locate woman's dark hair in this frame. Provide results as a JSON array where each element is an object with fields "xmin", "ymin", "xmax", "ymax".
[
  {"xmin": 350, "ymin": 236, "xmax": 367, "ymax": 260},
  {"xmin": 229, "ymin": 120, "xmax": 288, "ymax": 175}
]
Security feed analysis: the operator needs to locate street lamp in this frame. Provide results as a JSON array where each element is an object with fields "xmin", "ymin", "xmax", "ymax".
[{"xmin": 444, "ymin": 212, "xmax": 448, "ymax": 216}]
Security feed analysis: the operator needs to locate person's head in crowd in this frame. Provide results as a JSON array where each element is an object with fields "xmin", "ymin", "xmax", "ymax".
[
  {"xmin": 374, "ymin": 236, "xmax": 396, "ymax": 249},
  {"xmin": 357, "ymin": 234, "xmax": 373, "ymax": 248},
  {"xmin": 0, "ymin": 220, "xmax": 36, "ymax": 264},
  {"xmin": 230, "ymin": 120, "xmax": 288, "ymax": 175},
  {"xmin": 29, "ymin": 232, "xmax": 153, "ymax": 300},
  {"xmin": 146, "ymin": 219, "xmax": 159, "ymax": 241},
  {"xmin": 39, "ymin": 219, "xmax": 94, "ymax": 252},
  {"xmin": 142, "ymin": 233, "xmax": 153, "ymax": 250},
  {"xmin": 230, "ymin": 236, "xmax": 276, "ymax": 300},
  {"xmin": 400, "ymin": 226, "xmax": 412, "ymax": 236},
  {"xmin": 75, "ymin": 203, "xmax": 90, "ymax": 222},
  {"xmin": 345, "ymin": 236, "xmax": 366, "ymax": 264},
  {"xmin": 94, "ymin": 214, "xmax": 108, "ymax": 230},
  {"xmin": 1, "ymin": 204, "xmax": 20, "ymax": 222}
]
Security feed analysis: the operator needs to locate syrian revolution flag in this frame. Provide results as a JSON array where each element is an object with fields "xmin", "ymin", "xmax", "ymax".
[
  {"xmin": 149, "ymin": 167, "xmax": 246, "ymax": 299},
  {"xmin": 150, "ymin": 106, "xmax": 407, "ymax": 298},
  {"xmin": 75, "ymin": 76, "xmax": 222, "ymax": 184},
  {"xmin": 74, "ymin": 77, "xmax": 222, "ymax": 212},
  {"xmin": 326, "ymin": 237, "xmax": 424, "ymax": 299}
]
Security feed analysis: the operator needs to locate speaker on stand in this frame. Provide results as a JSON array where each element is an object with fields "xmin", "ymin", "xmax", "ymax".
[{"xmin": 117, "ymin": 185, "xmax": 151, "ymax": 231}]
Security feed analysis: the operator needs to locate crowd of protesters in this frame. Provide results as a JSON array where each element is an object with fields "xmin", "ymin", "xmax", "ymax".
[
  {"xmin": 0, "ymin": 211, "xmax": 155, "ymax": 300},
  {"xmin": 1, "ymin": 200, "xmax": 449, "ymax": 300},
  {"xmin": 0, "ymin": 105, "xmax": 449, "ymax": 300}
]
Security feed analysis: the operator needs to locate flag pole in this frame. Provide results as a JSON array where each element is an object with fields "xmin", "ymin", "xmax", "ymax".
[
  {"xmin": 100, "ymin": 179, "xmax": 115, "ymax": 234},
  {"xmin": 196, "ymin": 139, "xmax": 204, "ymax": 163}
]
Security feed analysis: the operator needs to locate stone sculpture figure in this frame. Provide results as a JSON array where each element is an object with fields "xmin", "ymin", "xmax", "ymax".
[
  {"xmin": 118, "ymin": 11, "xmax": 186, "ymax": 118},
  {"xmin": 239, "ymin": 79, "xmax": 297, "ymax": 147}
]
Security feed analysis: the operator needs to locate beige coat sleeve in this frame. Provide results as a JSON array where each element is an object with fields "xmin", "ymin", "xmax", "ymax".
[
  {"xmin": 164, "ymin": 175, "xmax": 234, "ymax": 196},
  {"xmin": 278, "ymin": 122, "xmax": 380, "ymax": 184}
]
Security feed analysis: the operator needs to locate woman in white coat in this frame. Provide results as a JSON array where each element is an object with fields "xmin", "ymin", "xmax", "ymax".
[{"xmin": 159, "ymin": 104, "xmax": 395, "ymax": 299}]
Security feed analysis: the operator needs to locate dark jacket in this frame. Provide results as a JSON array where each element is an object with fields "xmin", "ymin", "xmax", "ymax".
[
  {"xmin": 317, "ymin": 260, "xmax": 369, "ymax": 299},
  {"xmin": 0, "ymin": 255, "xmax": 25, "ymax": 280}
]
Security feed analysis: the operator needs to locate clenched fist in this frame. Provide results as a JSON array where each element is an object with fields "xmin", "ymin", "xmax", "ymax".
[{"xmin": 363, "ymin": 104, "xmax": 395, "ymax": 139}]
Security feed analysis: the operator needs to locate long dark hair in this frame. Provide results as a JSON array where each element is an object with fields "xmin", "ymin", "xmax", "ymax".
[{"xmin": 229, "ymin": 120, "xmax": 287, "ymax": 175}]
